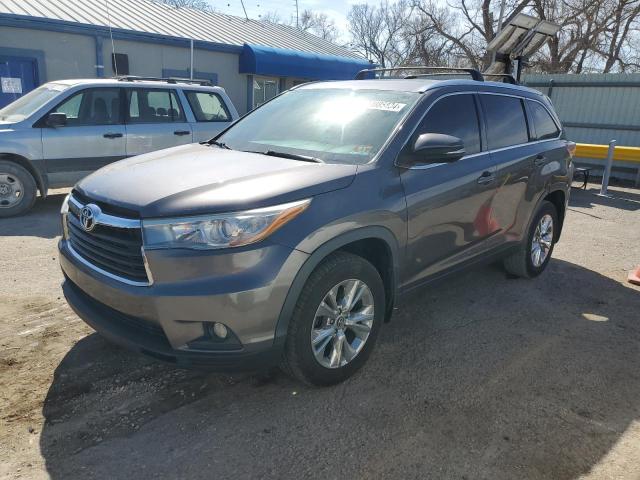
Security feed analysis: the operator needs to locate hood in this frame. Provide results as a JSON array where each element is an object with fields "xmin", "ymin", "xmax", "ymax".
[{"xmin": 76, "ymin": 143, "xmax": 357, "ymax": 218}]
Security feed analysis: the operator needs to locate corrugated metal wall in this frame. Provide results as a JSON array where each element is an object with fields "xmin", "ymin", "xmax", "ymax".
[
  {"xmin": 523, "ymin": 73, "xmax": 640, "ymax": 146},
  {"xmin": 523, "ymin": 73, "xmax": 640, "ymax": 182}
]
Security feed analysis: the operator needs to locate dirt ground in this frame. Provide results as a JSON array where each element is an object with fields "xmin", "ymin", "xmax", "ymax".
[{"xmin": 1, "ymin": 185, "xmax": 639, "ymax": 480}]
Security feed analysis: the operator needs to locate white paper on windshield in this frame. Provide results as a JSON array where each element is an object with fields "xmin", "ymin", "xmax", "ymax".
[
  {"xmin": 367, "ymin": 101, "xmax": 406, "ymax": 112},
  {"xmin": 1, "ymin": 77, "xmax": 22, "ymax": 94}
]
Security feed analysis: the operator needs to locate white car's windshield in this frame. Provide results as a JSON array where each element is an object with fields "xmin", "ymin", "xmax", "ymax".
[
  {"xmin": 0, "ymin": 83, "xmax": 69, "ymax": 122},
  {"xmin": 217, "ymin": 88, "xmax": 420, "ymax": 165}
]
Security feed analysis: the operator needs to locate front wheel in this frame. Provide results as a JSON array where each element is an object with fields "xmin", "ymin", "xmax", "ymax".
[
  {"xmin": 0, "ymin": 161, "xmax": 37, "ymax": 217},
  {"xmin": 503, "ymin": 200, "xmax": 558, "ymax": 278},
  {"xmin": 281, "ymin": 252, "xmax": 385, "ymax": 386}
]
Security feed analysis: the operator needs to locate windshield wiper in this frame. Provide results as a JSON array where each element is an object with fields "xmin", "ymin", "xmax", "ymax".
[
  {"xmin": 261, "ymin": 150, "xmax": 324, "ymax": 164},
  {"xmin": 209, "ymin": 140, "xmax": 232, "ymax": 150}
]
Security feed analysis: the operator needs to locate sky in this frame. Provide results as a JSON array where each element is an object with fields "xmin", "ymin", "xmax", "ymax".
[{"xmin": 211, "ymin": 0, "xmax": 356, "ymax": 34}]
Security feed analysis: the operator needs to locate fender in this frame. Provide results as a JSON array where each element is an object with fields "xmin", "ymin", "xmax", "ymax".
[{"xmin": 272, "ymin": 226, "xmax": 401, "ymax": 350}]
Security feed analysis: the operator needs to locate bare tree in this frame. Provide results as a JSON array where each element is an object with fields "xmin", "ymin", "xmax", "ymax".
[
  {"xmin": 403, "ymin": 0, "xmax": 640, "ymax": 73},
  {"xmin": 260, "ymin": 9, "xmax": 340, "ymax": 43},
  {"xmin": 299, "ymin": 10, "xmax": 340, "ymax": 43},
  {"xmin": 152, "ymin": 0, "xmax": 214, "ymax": 11},
  {"xmin": 347, "ymin": 1, "xmax": 415, "ymax": 67}
]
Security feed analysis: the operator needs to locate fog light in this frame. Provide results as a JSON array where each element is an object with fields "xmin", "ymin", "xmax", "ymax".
[{"xmin": 212, "ymin": 322, "xmax": 228, "ymax": 339}]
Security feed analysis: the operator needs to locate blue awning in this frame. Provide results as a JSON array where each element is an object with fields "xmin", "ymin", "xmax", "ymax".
[{"xmin": 239, "ymin": 44, "xmax": 372, "ymax": 80}]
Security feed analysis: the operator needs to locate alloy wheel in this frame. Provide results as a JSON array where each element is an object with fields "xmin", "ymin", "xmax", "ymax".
[
  {"xmin": 310, "ymin": 279, "xmax": 375, "ymax": 369},
  {"xmin": 531, "ymin": 213, "xmax": 553, "ymax": 267}
]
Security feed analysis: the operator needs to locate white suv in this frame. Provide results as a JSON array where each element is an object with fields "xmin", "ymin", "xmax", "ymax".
[{"xmin": 0, "ymin": 76, "xmax": 239, "ymax": 216}]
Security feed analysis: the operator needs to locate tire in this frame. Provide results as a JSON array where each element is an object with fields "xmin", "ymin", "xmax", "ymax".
[
  {"xmin": 503, "ymin": 200, "xmax": 558, "ymax": 278},
  {"xmin": 281, "ymin": 251, "xmax": 385, "ymax": 386},
  {"xmin": 0, "ymin": 161, "xmax": 37, "ymax": 217}
]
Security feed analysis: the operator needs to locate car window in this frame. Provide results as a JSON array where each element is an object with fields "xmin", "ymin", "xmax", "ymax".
[
  {"xmin": 216, "ymin": 88, "xmax": 421, "ymax": 165},
  {"xmin": 415, "ymin": 94, "xmax": 481, "ymax": 155},
  {"xmin": 185, "ymin": 91, "xmax": 230, "ymax": 122},
  {"xmin": 52, "ymin": 88, "xmax": 121, "ymax": 126},
  {"xmin": 528, "ymin": 101, "xmax": 560, "ymax": 140},
  {"xmin": 480, "ymin": 94, "xmax": 529, "ymax": 150},
  {"xmin": 0, "ymin": 83, "xmax": 68, "ymax": 122},
  {"xmin": 126, "ymin": 88, "xmax": 185, "ymax": 123}
]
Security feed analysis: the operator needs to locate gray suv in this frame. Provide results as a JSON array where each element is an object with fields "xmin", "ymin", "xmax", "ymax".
[
  {"xmin": 59, "ymin": 68, "xmax": 574, "ymax": 385},
  {"xmin": 0, "ymin": 77, "xmax": 238, "ymax": 216}
]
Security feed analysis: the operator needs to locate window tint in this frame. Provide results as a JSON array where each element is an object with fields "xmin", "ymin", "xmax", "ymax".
[
  {"xmin": 480, "ymin": 94, "xmax": 529, "ymax": 149},
  {"xmin": 528, "ymin": 101, "xmax": 560, "ymax": 140},
  {"xmin": 185, "ymin": 91, "xmax": 230, "ymax": 122},
  {"xmin": 52, "ymin": 88, "xmax": 121, "ymax": 126},
  {"xmin": 417, "ymin": 94, "xmax": 481, "ymax": 155},
  {"xmin": 126, "ymin": 88, "xmax": 185, "ymax": 123}
]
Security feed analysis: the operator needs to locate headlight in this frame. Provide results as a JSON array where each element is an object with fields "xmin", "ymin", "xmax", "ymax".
[{"xmin": 142, "ymin": 199, "xmax": 311, "ymax": 250}]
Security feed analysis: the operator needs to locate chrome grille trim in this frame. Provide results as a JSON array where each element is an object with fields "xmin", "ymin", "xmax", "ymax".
[
  {"xmin": 69, "ymin": 195, "xmax": 141, "ymax": 229},
  {"xmin": 66, "ymin": 195, "xmax": 152, "ymax": 287}
]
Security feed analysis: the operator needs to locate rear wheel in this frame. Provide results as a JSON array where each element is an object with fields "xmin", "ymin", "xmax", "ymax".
[
  {"xmin": 0, "ymin": 161, "xmax": 37, "ymax": 217},
  {"xmin": 503, "ymin": 200, "xmax": 558, "ymax": 278},
  {"xmin": 281, "ymin": 252, "xmax": 385, "ymax": 386}
]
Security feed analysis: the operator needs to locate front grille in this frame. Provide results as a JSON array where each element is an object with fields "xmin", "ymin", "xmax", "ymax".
[{"xmin": 67, "ymin": 195, "xmax": 149, "ymax": 284}]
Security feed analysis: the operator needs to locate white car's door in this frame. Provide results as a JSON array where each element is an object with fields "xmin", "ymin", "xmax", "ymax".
[
  {"xmin": 41, "ymin": 87, "xmax": 126, "ymax": 187},
  {"xmin": 124, "ymin": 87, "xmax": 193, "ymax": 156}
]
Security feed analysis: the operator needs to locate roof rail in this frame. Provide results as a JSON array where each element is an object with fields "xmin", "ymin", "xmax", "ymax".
[
  {"xmin": 483, "ymin": 73, "xmax": 518, "ymax": 85},
  {"xmin": 354, "ymin": 66, "xmax": 484, "ymax": 81},
  {"xmin": 115, "ymin": 75, "xmax": 214, "ymax": 86}
]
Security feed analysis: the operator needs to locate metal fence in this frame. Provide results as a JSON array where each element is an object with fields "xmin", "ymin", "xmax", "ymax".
[{"xmin": 523, "ymin": 73, "xmax": 640, "ymax": 183}]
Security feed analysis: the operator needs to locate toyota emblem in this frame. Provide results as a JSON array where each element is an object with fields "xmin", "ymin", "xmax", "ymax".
[{"xmin": 80, "ymin": 204, "xmax": 100, "ymax": 232}]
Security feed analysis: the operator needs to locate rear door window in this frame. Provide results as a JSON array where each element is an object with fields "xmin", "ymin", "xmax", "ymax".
[
  {"xmin": 126, "ymin": 88, "xmax": 185, "ymax": 123},
  {"xmin": 528, "ymin": 101, "xmax": 560, "ymax": 140},
  {"xmin": 415, "ymin": 93, "xmax": 482, "ymax": 155},
  {"xmin": 185, "ymin": 91, "xmax": 230, "ymax": 122},
  {"xmin": 480, "ymin": 94, "xmax": 529, "ymax": 150}
]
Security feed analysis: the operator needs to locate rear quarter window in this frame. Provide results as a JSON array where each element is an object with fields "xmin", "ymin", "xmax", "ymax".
[
  {"xmin": 185, "ymin": 91, "xmax": 230, "ymax": 122},
  {"xmin": 480, "ymin": 94, "xmax": 529, "ymax": 150},
  {"xmin": 528, "ymin": 101, "xmax": 560, "ymax": 140}
]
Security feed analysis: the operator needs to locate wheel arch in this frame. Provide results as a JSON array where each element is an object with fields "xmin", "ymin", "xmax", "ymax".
[
  {"xmin": 273, "ymin": 226, "xmax": 401, "ymax": 349},
  {"xmin": 0, "ymin": 153, "xmax": 48, "ymax": 198},
  {"xmin": 542, "ymin": 188, "xmax": 567, "ymax": 241}
]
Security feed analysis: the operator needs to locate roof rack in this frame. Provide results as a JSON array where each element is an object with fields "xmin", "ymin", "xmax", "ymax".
[
  {"xmin": 483, "ymin": 73, "xmax": 518, "ymax": 84},
  {"xmin": 115, "ymin": 75, "xmax": 214, "ymax": 86},
  {"xmin": 354, "ymin": 66, "xmax": 484, "ymax": 82}
]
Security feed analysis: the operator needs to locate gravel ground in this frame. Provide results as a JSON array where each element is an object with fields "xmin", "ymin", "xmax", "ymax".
[{"xmin": 0, "ymin": 185, "xmax": 639, "ymax": 480}]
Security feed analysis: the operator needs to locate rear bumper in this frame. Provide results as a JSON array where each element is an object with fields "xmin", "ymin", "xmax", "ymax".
[{"xmin": 59, "ymin": 238, "xmax": 309, "ymax": 370}]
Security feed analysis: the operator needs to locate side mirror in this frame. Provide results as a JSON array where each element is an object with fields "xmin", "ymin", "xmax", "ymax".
[
  {"xmin": 46, "ymin": 112, "xmax": 67, "ymax": 128},
  {"xmin": 399, "ymin": 133, "xmax": 465, "ymax": 167}
]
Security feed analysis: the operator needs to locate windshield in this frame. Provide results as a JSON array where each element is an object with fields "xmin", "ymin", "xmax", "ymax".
[
  {"xmin": 0, "ymin": 83, "xmax": 69, "ymax": 122},
  {"xmin": 217, "ymin": 88, "xmax": 420, "ymax": 165}
]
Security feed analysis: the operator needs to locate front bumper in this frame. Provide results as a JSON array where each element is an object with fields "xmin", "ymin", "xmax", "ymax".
[{"xmin": 59, "ymin": 238, "xmax": 308, "ymax": 369}]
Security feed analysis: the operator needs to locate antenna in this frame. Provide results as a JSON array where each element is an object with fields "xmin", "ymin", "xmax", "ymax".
[
  {"xmin": 294, "ymin": 0, "xmax": 299, "ymax": 29},
  {"xmin": 105, "ymin": 0, "xmax": 117, "ymax": 76},
  {"xmin": 239, "ymin": 0, "xmax": 249, "ymax": 20}
]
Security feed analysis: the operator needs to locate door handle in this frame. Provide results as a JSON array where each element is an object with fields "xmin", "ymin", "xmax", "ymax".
[
  {"xmin": 103, "ymin": 132, "xmax": 123, "ymax": 139},
  {"xmin": 534, "ymin": 154, "xmax": 547, "ymax": 166},
  {"xmin": 477, "ymin": 171, "xmax": 495, "ymax": 184},
  {"xmin": 174, "ymin": 130, "xmax": 191, "ymax": 136}
]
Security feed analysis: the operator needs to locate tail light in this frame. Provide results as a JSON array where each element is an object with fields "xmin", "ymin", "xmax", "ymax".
[{"xmin": 566, "ymin": 141, "xmax": 576, "ymax": 158}]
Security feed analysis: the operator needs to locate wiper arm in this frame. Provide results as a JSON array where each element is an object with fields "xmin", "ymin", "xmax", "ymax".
[
  {"xmin": 208, "ymin": 140, "xmax": 232, "ymax": 150},
  {"xmin": 263, "ymin": 150, "xmax": 324, "ymax": 163}
]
